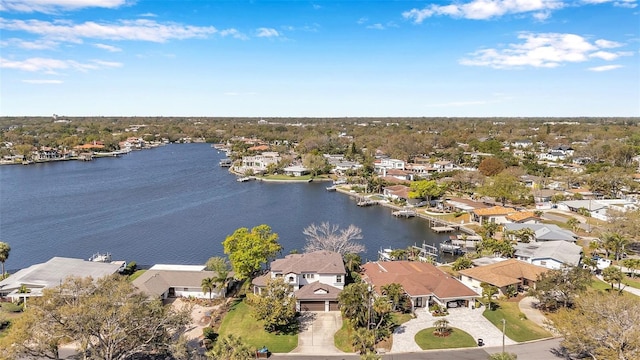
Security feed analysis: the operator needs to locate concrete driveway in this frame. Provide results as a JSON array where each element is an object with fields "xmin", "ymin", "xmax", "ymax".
[{"xmin": 291, "ymin": 311, "xmax": 344, "ymax": 354}]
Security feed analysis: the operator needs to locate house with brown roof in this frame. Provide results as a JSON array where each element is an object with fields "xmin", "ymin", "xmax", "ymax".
[
  {"xmin": 383, "ymin": 185, "xmax": 411, "ymax": 201},
  {"xmin": 472, "ymin": 206, "xmax": 514, "ymax": 225},
  {"xmin": 458, "ymin": 259, "xmax": 548, "ymax": 296},
  {"xmin": 252, "ymin": 251, "xmax": 346, "ymax": 312},
  {"xmin": 361, "ymin": 261, "xmax": 479, "ymax": 310},
  {"xmin": 505, "ymin": 211, "xmax": 539, "ymax": 224}
]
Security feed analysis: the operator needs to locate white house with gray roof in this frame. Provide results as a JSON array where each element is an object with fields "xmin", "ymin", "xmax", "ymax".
[
  {"xmin": 503, "ymin": 223, "xmax": 578, "ymax": 242},
  {"xmin": 515, "ymin": 241, "xmax": 583, "ymax": 269},
  {"xmin": 252, "ymin": 250, "xmax": 346, "ymax": 312},
  {"xmin": 132, "ymin": 264, "xmax": 229, "ymax": 300},
  {"xmin": 0, "ymin": 257, "xmax": 122, "ymax": 301}
]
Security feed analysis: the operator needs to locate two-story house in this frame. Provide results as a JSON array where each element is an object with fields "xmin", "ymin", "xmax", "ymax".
[{"xmin": 252, "ymin": 250, "xmax": 346, "ymax": 312}]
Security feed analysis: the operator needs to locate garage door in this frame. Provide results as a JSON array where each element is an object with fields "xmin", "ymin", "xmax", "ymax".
[
  {"xmin": 329, "ymin": 301, "xmax": 340, "ymax": 311},
  {"xmin": 301, "ymin": 301, "xmax": 325, "ymax": 312}
]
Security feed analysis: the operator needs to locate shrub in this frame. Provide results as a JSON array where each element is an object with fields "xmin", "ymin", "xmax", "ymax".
[{"xmin": 1, "ymin": 302, "xmax": 23, "ymax": 313}]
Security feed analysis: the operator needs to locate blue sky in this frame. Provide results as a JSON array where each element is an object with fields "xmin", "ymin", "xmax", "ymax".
[{"xmin": 1, "ymin": 0, "xmax": 639, "ymax": 117}]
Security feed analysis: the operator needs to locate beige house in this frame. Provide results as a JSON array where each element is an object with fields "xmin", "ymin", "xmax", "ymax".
[
  {"xmin": 252, "ymin": 251, "xmax": 346, "ymax": 312},
  {"xmin": 458, "ymin": 259, "xmax": 548, "ymax": 296}
]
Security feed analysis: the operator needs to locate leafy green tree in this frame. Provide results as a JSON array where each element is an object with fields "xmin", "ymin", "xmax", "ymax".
[
  {"xmin": 206, "ymin": 256, "xmax": 231, "ymax": 297},
  {"xmin": 566, "ymin": 217, "xmax": 580, "ymax": 232},
  {"xmin": 247, "ymin": 277, "xmax": 297, "ymax": 333},
  {"xmin": 480, "ymin": 222, "xmax": 501, "ymax": 239},
  {"xmin": 602, "ymin": 232, "xmax": 629, "ymax": 261},
  {"xmin": 381, "ymin": 283, "xmax": 405, "ymax": 312},
  {"xmin": 602, "ymin": 266, "xmax": 624, "ymax": 291},
  {"xmin": 408, "ymin": 180, "xmax": 447, "ymax": 205},
  {"xmin": 339, "ymin": 283, "xmax": 372, "ymax": 328},
  {"xmin": 223, "ymin": 225, "xmax": 282, "ymax": 280},
  {"xmin": 351, "ymin": 327, "xmax": 376, "ymax": 355},
  {"xmin": 478, "ymin": 173, "xmax": 529, "ymax": 206},
  {"xmin": 452, "ymin": 256, "xmax": 473, "ymax": 271},
  {"xmin": 302, "ymin": 153, "xmax": 328, "ymax": 177},
  {"xmin": 551, "ymin": 292, "xmax": 640, "ymax": 360},
  {"xmin": 622, "ymin": 258, "xmax": 640, "ymax": 278},
  {"xmin": 0, "ymin": 275, "xmax": 190, "ymax": 360},
  {"xmin": 207, "ymin": 334, "xmax": 254, "ymax": 360},
  {"xmin": 481, "ymin": 282, "xmax": 499, "ymax": 310},
  {"xmin": 529, "ymin": 266, "xmax": 592, "ymax": 311},
  {"xmin": 0, "ymin": 241, "xmax": 10, "ymax": 276},
  {"xmin": 201, "ymin": 277, "xmax": 216, "ymax": 299}
]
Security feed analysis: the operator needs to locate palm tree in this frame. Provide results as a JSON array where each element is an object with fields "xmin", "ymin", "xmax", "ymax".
[
  {"xmin": 207, "ymin": 257, "xmax": 230, "ymax": 298},
  {"xmin": 381, "ymin": 283, "xmax": 404, "ymax": 311},
  {"xmin": 0, "ymin": 242, "xmax": 10, "ymax": 277},
  {"xmin": 433, "ymin": 318, "xmax": 450, "ymax": 336},
  {"xmin": 201, "ymin": 277, "xmax": 216, "ymax": 299},
  {"xmin": 602, "ymin": 232, "xmax": 629, "ymax": 261},
  {"xmin": 208, "ymin": 334, "xmax": 253, "ymax": 360},
  {"xmin": 566, "ymin": 217, "xmax": 580, "ymax": 232},
  {"xmin": 516, "ymin": 228, "xmax": 535, "ymax": 243}
]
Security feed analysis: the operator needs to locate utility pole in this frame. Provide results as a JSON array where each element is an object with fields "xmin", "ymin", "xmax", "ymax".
[{"xmin": 501, "ymin": 318, "xmax": 506, "ymax": 354}]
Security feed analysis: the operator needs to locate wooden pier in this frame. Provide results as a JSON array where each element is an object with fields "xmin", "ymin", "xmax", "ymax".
[
  {"xmin": 392, "ymin": 210, "xmax": 416, "ymax": 218},
  {"xmin": 431, "ymin": 226, "xmax": 455, "ymax": 233},
  {"xmin": 357, "ymin": 199, "xmax": 378, "ymax": 207}
]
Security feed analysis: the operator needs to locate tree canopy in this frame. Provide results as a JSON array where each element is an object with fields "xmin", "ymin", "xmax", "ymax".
[
  {"xmin": 408, "ymin": 180, "xmax": 447, "ymax": 204},
  {"xmin": 478, "ymin": 172, "xmax": 530, "ymax": 206},
  {"xmin": 529, "ymin": 266, "xmax": 592, "ymax": 311},
  {"xmin": 247, "ymin": 277, "xmax": 297, "ymax": 333},
  {"xmin": 223, "ymin": 224, "xmax": 282, "ymax": 280},
  {"xmin": 0, "ymin": 275, "xmax": 190, "ymax": 360}
]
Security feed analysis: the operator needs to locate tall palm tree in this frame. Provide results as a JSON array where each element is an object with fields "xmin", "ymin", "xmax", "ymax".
[
  {"xmin": 201, "ymin": 277, "xmax": 215, "ymax": 299},
  {"xmin": 0, "ymin": 242, "xmax": 10, "ymax": 276},
  {"xmin": 603, "ymin": 232, "xmax": 629, "ymax": 261}
]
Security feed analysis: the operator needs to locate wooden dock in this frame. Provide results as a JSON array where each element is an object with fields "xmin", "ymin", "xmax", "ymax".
[
  {"xmin": 393, "ymin": 210, "xmax": 416, "ymax": 218},
  {"xmin": 357, "ymin": 199, "xmax": 378, "ymax": 207},
  {"xmin": 431, "ymin": 226, "xmax": 455, "ymax": 233}
]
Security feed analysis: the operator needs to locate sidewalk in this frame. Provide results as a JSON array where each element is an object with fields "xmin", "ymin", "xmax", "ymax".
[{"xmin": 391, "ymin": 307, "xmax": 516, "ymax": 353}]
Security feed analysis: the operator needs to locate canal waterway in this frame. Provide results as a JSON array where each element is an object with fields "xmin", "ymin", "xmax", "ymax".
[{"xmin": 0, "ymin": 144, "xmax": 453, "ymax": 271}]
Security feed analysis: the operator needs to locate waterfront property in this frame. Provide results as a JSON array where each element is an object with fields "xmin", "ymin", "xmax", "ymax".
[
  {"xmin": 0, "ymin": 257, "xmax": 122, "ymax": 301},
  {"xmin": 361, "ymin": 261, "xmax": 479, "ymax": 310},
  {"xmin": 458, "ymin": 259, "xmax": 548, "ymax": 296},
  {"xmin": 252, "ymin": 250, "xmax": 346, "ymax": 312},
  {"xmin": 514, "ymin": 241, "xmax": 583, "ymax": 269},
  {"xmin": 132, "ymin": 264, "xmax": 226, "ymax": 300}
]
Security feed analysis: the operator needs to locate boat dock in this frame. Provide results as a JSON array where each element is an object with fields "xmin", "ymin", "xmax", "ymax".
[
  {"xmin": 357, "ymin": 199, "xmax": 378, "ymax": 207},
  {"xmin": 219, "ymin": 158, "xmax": 233, "ymax": 167},
  {"xmin": 392, "ymin": 209, "xmax": 416, "ymax": 218},
  {"xmin": 431, "ymin": 226, "xmax": 455, "ymax": 233}
]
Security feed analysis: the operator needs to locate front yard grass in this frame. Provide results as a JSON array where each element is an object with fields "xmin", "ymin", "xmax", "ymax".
[
  {"xmin": 127, "ymin": 269, "xmax": 146, "ymax": 282},
  {"xmin": 334, "ymin": 312, "xmax": 413, "ymax": 353},
  {"xmin": 483, "ymin": 301, "xmax": 552, "ymax": 342},
  {"xmin": 623, "ymin": 276, "xmax": 640, "ymax": 290},
  {"xmin": 217, "ymin": 299, "xmax": 297, "ymax": 353},
  {"xmin": 414, "ymin": 327, "xmax": 476, "ymax": 350}
]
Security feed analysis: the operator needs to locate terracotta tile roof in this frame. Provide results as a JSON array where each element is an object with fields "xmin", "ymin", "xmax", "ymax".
[
  {"xmin": 362, "ymin": 261, "xmax": 478, "ymax": 301},
  {"xmin": 473, "ymin": 206, "xmax": 514, "ymax": 216},
  {"xmin": 270, "ymin": 251, "xmax": 346, "ymax": 275},
  {"xmin": 294, "ymin": 281, "xmax": 342, "ymax": 301},
  {"xmin": 458, "ymin": 259, "xmax": 548, "ymax": 288},
  {"xmin": 248, "ymin": 145, "xmax": 270, "ymax": 151},
  {"xmin": 506, "ymin": 211, "xmax": 538, "ymax": 222}
]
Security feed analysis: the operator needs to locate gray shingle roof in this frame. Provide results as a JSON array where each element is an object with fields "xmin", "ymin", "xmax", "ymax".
[
  {"xmin": 294, "ymin": 281, "xmax": 342, "ymax": 301},
  {"xmin": 132, "ymin": 270, "xmax": 218, "ymax": 297},
  {"xmin": 515, "ymin": 241, "xmax": 582, "ymax": 266}
]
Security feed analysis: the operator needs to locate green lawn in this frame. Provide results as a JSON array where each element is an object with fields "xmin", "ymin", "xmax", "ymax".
[
  {"xmin": 414, "ymin": 327, "xmax": 477, "ymax": 350},
  {"xmin": 483, "ymin": 301, "xmax": 552, "ymax": 342},
  {"xmin": 217, "ymin": 300, "xmax": 297, "ymax": 353},
  {"xmin": 334, "ymin": 320, "xmax": 353, "ymax": 352},
  {"xmin": 623, "ymin": 276, "xmax": 640, "ymax": 290},
  {"xmin": 127, "ymin": 269, "xmax": 146, "ymax": 282}
]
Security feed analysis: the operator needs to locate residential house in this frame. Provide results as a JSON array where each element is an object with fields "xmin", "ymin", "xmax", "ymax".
[
  {"xmin": 381, "ymin": 168, "xmax": 414, "ymax": 181},
  {"xmin": 237, "ymin": 152, "xmax": 281, "ymax": 174},
  {"xmin": 514, "ymin": 241, "xmax": 583, "ymax": 269},
  {"xmin": 458, "ymin": 259, "xmax": 548, "ymax": 296},
  {"xmin": 252, "ymin": 251, "xmax": 346, "ymax": 312},
  {"xmin": 558, "ymin": 199, "xmax": 638, "ymax": 221},
  {"xmin": 511, "ymin": 139, "xmax": 533, "ymax": 148},
  {"xmin": 0, "ymin": 257, "xmax": 122, "ymax": 301},
  {"xmin": 503, "ymin": 223, "xmax": 577, "ymax": 242},
  {"xmin": 471, "ymin": 206, "xmax": 514, "ymax": 225},
  {"xmin": 505, "ymin": 211, "xmax": 539, "ymax": 224},
  {"xmin": 361, "ymin": 261, "xmax": 479, "ymax": 310},
  {"xmin": 383, "ymin": 185, "xmax": 411, "ymax": 202},
  {"xmin": 132, "ymin": 264, "xmax": 225, "ymax": 300},
  {"xmin": 442, "ymin": 197, "xmax": 491, "ymax": 213},
  {"xmin": 282, "ymin": 165, "xmax": 310, "ymax": 177},
  {"xmin": 375, "ymin": 158, "xmax": 405, "ymax": 172}
]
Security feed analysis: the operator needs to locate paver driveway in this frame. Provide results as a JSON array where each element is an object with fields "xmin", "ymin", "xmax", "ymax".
[{"xmin": 291, "ymin": 311, "xmax": 344, "ymax": 354}]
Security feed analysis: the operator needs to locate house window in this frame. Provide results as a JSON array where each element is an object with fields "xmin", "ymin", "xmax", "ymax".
[
  {"xmin": 336, "ymin": 275, "xmax": 342, "ymax": 283},
  {"xmin": 184, "ymin": 288, "xmax": 189, "ymax": 291},
  {"xmin": 288, "ymin": 276, "xmax": 295, "ymax": 282},
  {"xmin": 303, "ymin": 273, "xmax": 314, "ymax": 279},
  {"xmin": 540, "ymin": 261, "xmax": 547, "ymax": 266},
  {"xmin": 275, "ymin": 274, "xmax": 283, "ymax": 278}
]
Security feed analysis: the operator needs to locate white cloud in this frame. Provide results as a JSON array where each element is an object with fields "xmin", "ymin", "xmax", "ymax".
[
  {"xmin": 256, "ymin": 27, "xmax": 279, "ymax": 38},
  {"xmin": 21, "ymin": 79, "xmax": 63, "ymax": 84},
  {"xmin": 403, "ymin": 0, "xmax": 565, "ymax": 22},
  {"xmin": 595, "ymin": 39, "xmax": 623, "ymax": 48},
  {"xmin": 588, "ymin": 64, "xmax": 623, "ymax": 71},
  {"xmin": 139, "ymin": 12, "xmax": 157, "ymax": 17},
  {"xmin": 357, "ymin": 17, "xmax": 368, "ymax": 25},
  {"xmin": 0, "ymin": 18, "xmax": 219, "ymax": 43},
  {"xmin": 1, "ymin": 37, "xmax": 58, "ymax": 49},
  {"xmin": 1, "ymin": 56, "xmax": 122, "ymax": 73},
  {"xmin": 0, "ymin": 0, "xmax": 128, "ymax": 13},
  {"xmin": 94, "ymin": 43, "xmax": 122, "ymax": 52},
  {"xmin": 582, "ymin": 0, "xmax": 637, "ymax": 7},
  {"xmin": 460, "ymin": 32, "xmax": 630, "ymax": 69},
  {"xmin": 220, "ymin": 28, "xmax": 248, "ymax": 40},
  {"xmin": 366, "ymin": 23, "xmax": 385, "ymax": 30}
]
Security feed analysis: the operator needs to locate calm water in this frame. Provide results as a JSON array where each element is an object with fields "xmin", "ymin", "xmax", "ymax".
[{"xmin": 0, "ymin": 144, "xmax": 451, "ymax": 271}]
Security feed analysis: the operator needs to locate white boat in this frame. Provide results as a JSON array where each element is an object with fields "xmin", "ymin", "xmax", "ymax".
[
  {"xmin": 326, "ymin": 185, "xmax": 337, "ymax": 191},
  {"xmin": 219, "ymin": 159, "xmax": 233, "ymax": 167},
  {"xmin": 237, "ymin": 177, "xmax": 251, "ymax": 182},
  {"xmin": 378, "ymin": 248, "xmax": 394, "ymax": 261},
  {"xmin": 89, "ymin": 252, "xmax": 112, "ymax": 262}
]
